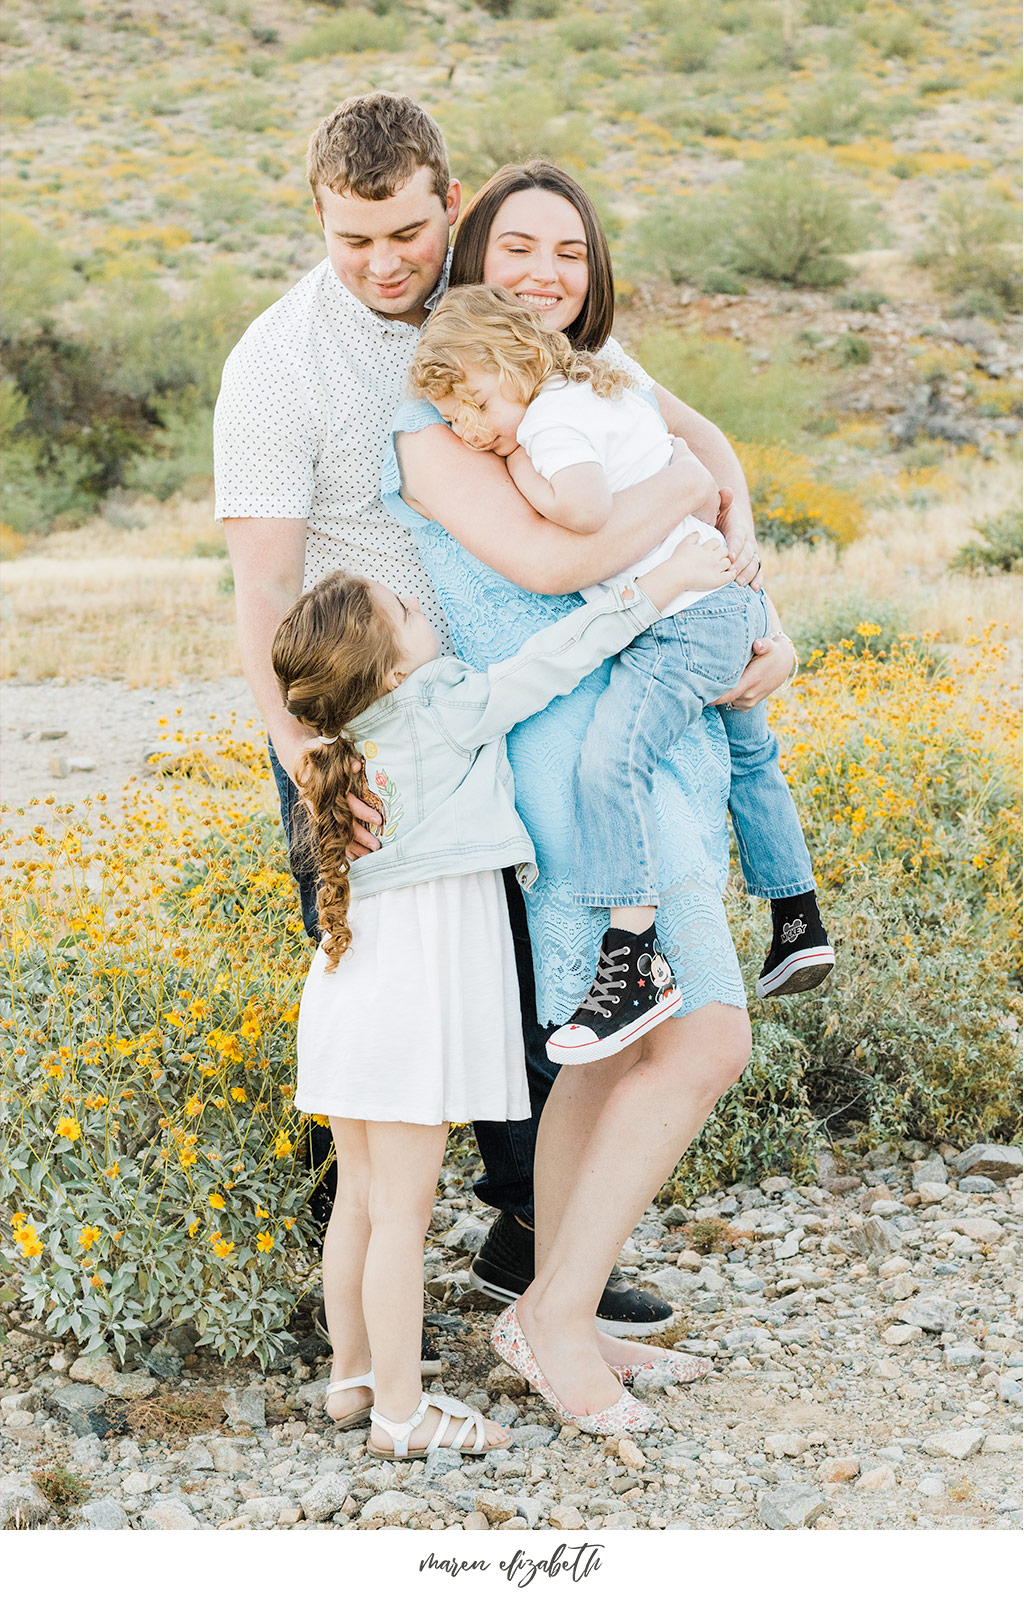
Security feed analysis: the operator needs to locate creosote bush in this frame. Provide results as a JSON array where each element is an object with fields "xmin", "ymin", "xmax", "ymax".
[{"xmin": 948, "ymin": 506, "xmax": 1023, "ymax": 575}]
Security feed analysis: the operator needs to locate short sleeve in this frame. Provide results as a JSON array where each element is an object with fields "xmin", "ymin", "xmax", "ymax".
[
  {"xmin": 213, "ymin": 335, "xmax": 321, "ymax": 521},
  {"xmin": 515, "ymin": 419, "xmax": 602, "ymax": 482},
  {"xmin": 600, "ymin": 335, "xmax": 655, "ymax": 391}
]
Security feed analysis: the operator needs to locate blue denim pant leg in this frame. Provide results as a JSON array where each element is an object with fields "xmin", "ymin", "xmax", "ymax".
[
  {"xmin": 269, "ymin": 742, "xmax": 321, "ymax": 944},
  {"xmin": 721, "ymin": 703, "xmax": 816, "ymax": 900},
  {"xmin": 270, "ymin": 743, "xmax": 547, "ymax": 1222},
  {"xmin": 573, "ymin": 589, "xmax": 764, "ymax": 908}
]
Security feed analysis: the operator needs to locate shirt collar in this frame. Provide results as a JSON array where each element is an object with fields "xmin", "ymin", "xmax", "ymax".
[{"xmin": 324, "ymin": 248, "xmax": 451, "ymax": 335}]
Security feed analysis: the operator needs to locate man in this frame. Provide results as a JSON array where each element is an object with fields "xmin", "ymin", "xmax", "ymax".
[{"xmin": 214, "ymin": 91, "xmax": 787, "ymax": 1337}]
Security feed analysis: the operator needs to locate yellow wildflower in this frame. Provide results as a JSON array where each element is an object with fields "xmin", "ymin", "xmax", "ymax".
[
  {"xmin": 212, "ymin": 1239, "xmax": 235, "ymax": 1258},
  {"xmin": 256, "ymin": 1232, "xmax": 274, "ymax": 1253},
  {"xmin": 79, "ymin": 1225, "xmax": 101, "ymax": 1250},
  {"xmin": 273, "ymin": 1130, "xmax": 293, "ymax": 1160},
  {"xmin": 208, "ymin": 1193, "xmax": 225, "ymax": 1209},
  {"xmin": 230, "ymin": 1087, "xmax": 247, "ymax": 1103},
  {"xmin": 56, "ymin": 1116, "xmax": 81, "ymax": 1142}
]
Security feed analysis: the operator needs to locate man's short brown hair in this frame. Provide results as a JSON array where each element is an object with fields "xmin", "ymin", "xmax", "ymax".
[{"xmin": 306, "ymin": 92, "xmax": 449, "ymax": 204}]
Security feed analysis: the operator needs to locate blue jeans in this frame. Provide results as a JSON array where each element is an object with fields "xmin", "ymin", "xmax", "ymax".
[
  {"xmin": 573, "ymin": 584, "xmax": 813, "ymax": 906},
  {"xmin": 268, "ymin": 742, "xmax": 552, "ymax": 1222}
]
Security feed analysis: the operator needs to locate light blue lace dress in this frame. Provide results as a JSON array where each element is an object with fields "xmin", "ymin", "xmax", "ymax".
[{"xmin": 382, "ymin": 400, "xmax": 747, "ymax": 1027}]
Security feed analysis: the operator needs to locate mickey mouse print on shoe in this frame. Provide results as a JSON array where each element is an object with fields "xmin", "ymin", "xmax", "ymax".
[{"xmin": 546, "ymin": 924, "xmax": 682, "ymax": 1064}]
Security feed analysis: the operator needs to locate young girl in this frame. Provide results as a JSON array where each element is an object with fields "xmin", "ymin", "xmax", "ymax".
[
  {"xmin": 409, "ymin": 285, "xmax": 835, "ymax": 1066},
  {"xmin": 271, "ymin": 535, "xmax": 731, "ymax": 1448}
]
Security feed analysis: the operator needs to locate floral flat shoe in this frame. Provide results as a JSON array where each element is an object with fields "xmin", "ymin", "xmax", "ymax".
[{"xmin": 490, "ymin": 1302, "xmax": 662, "ymax": 1436}]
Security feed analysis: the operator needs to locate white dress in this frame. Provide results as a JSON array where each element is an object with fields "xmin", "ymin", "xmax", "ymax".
[{"xmin": 295, "ymin": 869, "xmax": 530, "ymax": 1125}]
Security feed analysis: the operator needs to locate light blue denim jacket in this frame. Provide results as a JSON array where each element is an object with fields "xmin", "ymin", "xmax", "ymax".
[{"xmin": 346, "ymin": 578, "xmax": 661, "ymax": 899}]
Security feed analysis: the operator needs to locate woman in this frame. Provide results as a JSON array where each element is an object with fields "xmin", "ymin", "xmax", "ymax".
[{"xmin": 385, "ymin": 165, "xmax": 794, "ymax": 1429}]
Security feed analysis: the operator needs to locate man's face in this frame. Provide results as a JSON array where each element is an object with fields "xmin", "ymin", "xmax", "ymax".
[{"xmin": 315, "ymin": 166, "xmax": 460, "ymax": 326}]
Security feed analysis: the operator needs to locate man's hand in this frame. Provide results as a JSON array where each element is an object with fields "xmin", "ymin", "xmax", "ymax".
[
  {"xmin": 711, "ymin": 632, "xmax": 795, "ymax": 712},
  {"xmin": 275, "ymin": 734, "xmax": 382, "ymax": 860},
  {"xmin": 716, "ymin": 487, "xmax": 761, "ymax": 590}
]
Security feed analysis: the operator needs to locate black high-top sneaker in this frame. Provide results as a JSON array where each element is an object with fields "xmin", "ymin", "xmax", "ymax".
[
  {"xmin": 756, "ymin": 891, "xmax": 835, "ymax": 999},
  {"xmin": 546, "ymin": 925, "xmax": 682, "ymax": 1064}
]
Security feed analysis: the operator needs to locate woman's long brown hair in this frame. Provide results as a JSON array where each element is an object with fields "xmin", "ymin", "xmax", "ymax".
[
  {"xmin": 449, "ymin": 159, "xmax": 615, "ymax": 353},
  {"xmin": 271, "ymin": 572, "xmax": 401, "ymax": 971}
]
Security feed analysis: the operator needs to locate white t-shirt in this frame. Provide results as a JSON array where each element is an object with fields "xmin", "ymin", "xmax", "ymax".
[
  {"xmin": 213, "ymin": 251, "xmax": 654, "ymax": 639},
  {"xmin": 515, "ymin": 377, "xmax": 724, "ymax": 618}
]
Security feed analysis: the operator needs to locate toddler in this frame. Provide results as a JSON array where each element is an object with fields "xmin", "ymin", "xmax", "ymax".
[{"xmin": 410, "ymin": 286, "xmax": 834, "ymax": 1063}]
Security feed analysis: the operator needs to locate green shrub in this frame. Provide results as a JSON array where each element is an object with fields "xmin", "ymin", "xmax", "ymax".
[
  {"xmin": 0, "ymin": 750, "xmax": 320, "ymax": 1365},
  {"xmin": 0, "ymin": 265, "xmax": 271, "ymax": 532},
  {"xmin": 663, "ymin": 21, "xmax": 719, "ymax": 73},
  {"xmin": 514, "ymin": 0, "xmax": 562, "ymax": 14},
  {"xmin": 835, "ymin": 332, "xmax": 871, "ymax": 366},
  {"xmin": 949, "ymin": 507, "xmax": 1023, "ymax": 575},
  {"xmin": 635, "ymin": 329, "xmax": 827, "ymax": 445},
  {"xmin": 627, "ymin": 161, "xmax": 875, "ymax": 290},
  {"xmin": 803, "ymin": 0, "xmax": 867, "ymax": 21},
  {"xmin": 1, "ymin": 68, "xmax": 73, "ymax": 120},
  {"xmin": 790, "ymin": 77, "xmax": 893, "ymax": 144},
  {"xmin": 833, "ymin": 288, "xmax": 890, "ymax": 312},
  {"xmin": 788, "ymin": 594, "xmax": 916, "ymax": 668},
  {"xmin": 0, "ymin": 210, "xmax": 80, "ymax": 340},
  {"xmin": 916, "ymin": 190, "xmax": 1022, "ymax": 316},
  {"xmin": 728, "ymin": 160, "xmax": 875, "ymax": 286},
  {"xmin": 209, "ymin": 88, "xmax": 281, "ymax": 132},
  {"xmin": 126, "ymin": 77, "xmax": 184, "ymax": 117},
  {"xmin": 443, "ymin": 87, "xmax": 599, "ymax": 189},
  {"xmin": 557, "ymin": 15, "xmax": 622, "ymax": 51},
  {"xmin": 286, "ymin": 11, "xmax": 406, "ymax": 60}
]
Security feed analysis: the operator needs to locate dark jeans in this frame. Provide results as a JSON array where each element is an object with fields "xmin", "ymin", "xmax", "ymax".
[{"xmin": 269, "ymin": 743, "xmax": 555, "ymax": 1225}]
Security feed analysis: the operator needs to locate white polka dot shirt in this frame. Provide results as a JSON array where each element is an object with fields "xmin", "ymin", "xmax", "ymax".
[{"xmin": 213, "ymin": 251, "xmax": 652, "ymax": 648}]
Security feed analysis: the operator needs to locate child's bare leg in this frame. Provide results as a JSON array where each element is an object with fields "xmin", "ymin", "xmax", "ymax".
[
  {"xmin": 363, "ymin": 1120, "xmax": 508, "ymax": 1452},
  {"xmin": 323, "ymin": 1117, "xmax": 373, "ymax": 1421},
  {"xmin": 609, "ymin": 905, "xmax": 655, "ymax": 934}
]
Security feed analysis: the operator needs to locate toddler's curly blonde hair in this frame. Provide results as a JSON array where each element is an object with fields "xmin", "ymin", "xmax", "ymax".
[{"xmin": 409, "ymin": 285, "xmax": 631, "ymax": 442}]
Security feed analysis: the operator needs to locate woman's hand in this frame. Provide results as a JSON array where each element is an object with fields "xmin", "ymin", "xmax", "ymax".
[
  {"xmin": 716, "ymin": 487, "xmax": 762, "ymax": 590},
  {"xmin": 711, "ymin": 632, "xmax": 795, "ymax": 711}
]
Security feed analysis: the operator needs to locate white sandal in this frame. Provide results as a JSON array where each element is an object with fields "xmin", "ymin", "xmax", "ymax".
[
  {"xmin": 324, "ymin": 1367, "xmax": 374, "ymax": 1430},
  {"xmin": 366, "ymin": 1390, "xmax": 500, "ymax": 1459}
]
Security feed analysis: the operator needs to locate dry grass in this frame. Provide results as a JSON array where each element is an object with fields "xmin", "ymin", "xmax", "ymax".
[
  {"xmin": 122, "ymin": 1389, "xmax": 228, "ymax": 1440},
  {"xmin": 768, "ymin": 453, "xmax": 1022, "ymax": 662},
  {"xmin": 1, "ymin": 463, "xmax": 1019, "ymax": 686}
]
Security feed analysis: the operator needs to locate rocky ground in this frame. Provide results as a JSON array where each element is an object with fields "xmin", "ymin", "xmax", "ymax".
[
  {"xmin": 0, "ymin": 677, "xmax": 258, "ymax": 824},
  {"xmin": 1, "ymin": 1139, "xmax": 1020, "ymax": 1533}
]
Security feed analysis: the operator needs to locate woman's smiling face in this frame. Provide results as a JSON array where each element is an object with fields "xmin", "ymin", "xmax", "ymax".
[{"xmin": 481, "ymin": 187, "xmax": 590, "ymax": 335}]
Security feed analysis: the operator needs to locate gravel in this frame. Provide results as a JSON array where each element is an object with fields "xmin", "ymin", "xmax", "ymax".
[{"xmin": 2, "ymin": 1137, "xmax": 1020, "ymax": 1532}]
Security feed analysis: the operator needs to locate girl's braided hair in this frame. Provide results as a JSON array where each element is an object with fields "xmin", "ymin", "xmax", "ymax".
[{"xmin": 271, "ymin": 571, "xmax": 401, "ymax": 971}]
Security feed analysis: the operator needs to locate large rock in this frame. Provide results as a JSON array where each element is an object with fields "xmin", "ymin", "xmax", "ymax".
[
  {"xmin": 295, "ymin": 1376, "xmax": 330, "ymax": 1410},
  {"xmin": 139, "ymin": 1498, "xmax": 202, "ymax": 1531},
  {"xmin": 78, "ymin": 1498, "xmax": 130, "ymax": 1530},
  {"xmin": 48, "ymin": 1383, "xmax": 125, "ymax": 1438},
  {"xmin": 912, "ymin": 1155, "xmax": 948, "ymax": 1187},
  {"xmin": 210, "ymin": 1440, "xmax": 247, "ymax": 1473},
  {"xmin": 474, "ymin": 1490, "xmax": 517, "ymax": 1525},
  {"xmin": 850, "ymin": 1217, "xmax": 902, "ymax": 1260},
  {"xmin": 443, "ymin": 1214, "xmax": 490, "ymax": 1253},
  {"xmin": 0, "ymin": 1477, "xmax": 51, "ymax": 1529},
  {"xmin": 139, "ymin": 1341, "xmax": 184, "ymax": 1381},
  {"xmin": 949, "ymin": 1144, "xmax": 1022, "ymax": 1180},
  {"xmin": 300, "ymin": 1473, "xmax": 352, "ymax": 1524},
  {"xmin": 485, "ymin": 1363, "xmax": 529, "ymax": 1400},
  {"xmin": 359, "ymin": 1490, "xmax": 429, "ymax": 1526},
  {"xmin": 224, "ymin": 1384, "xmax": 266, "ymax": 1431},
  {"xmin": 857, "ymin": 1465, "xmax": 897, "ymax": 1492},
  {"xmin": 758, "ymin": 1485, "xmax": 827, "ymax": 1529},
  {"xmin": 952, "ymin": 1218, "xmax": 1005, "ymax": 1244},
  {"xmin": 639, "ymin": 1266, "xmax": 691, "ymax": 1300},
  {"xmin": 898, "ymin": 1296, "xmax": 956, "ymax": 1332},
  {"xmin": 923, "ymin": 1430, "xmax": 985, "ymax": 1460}
]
